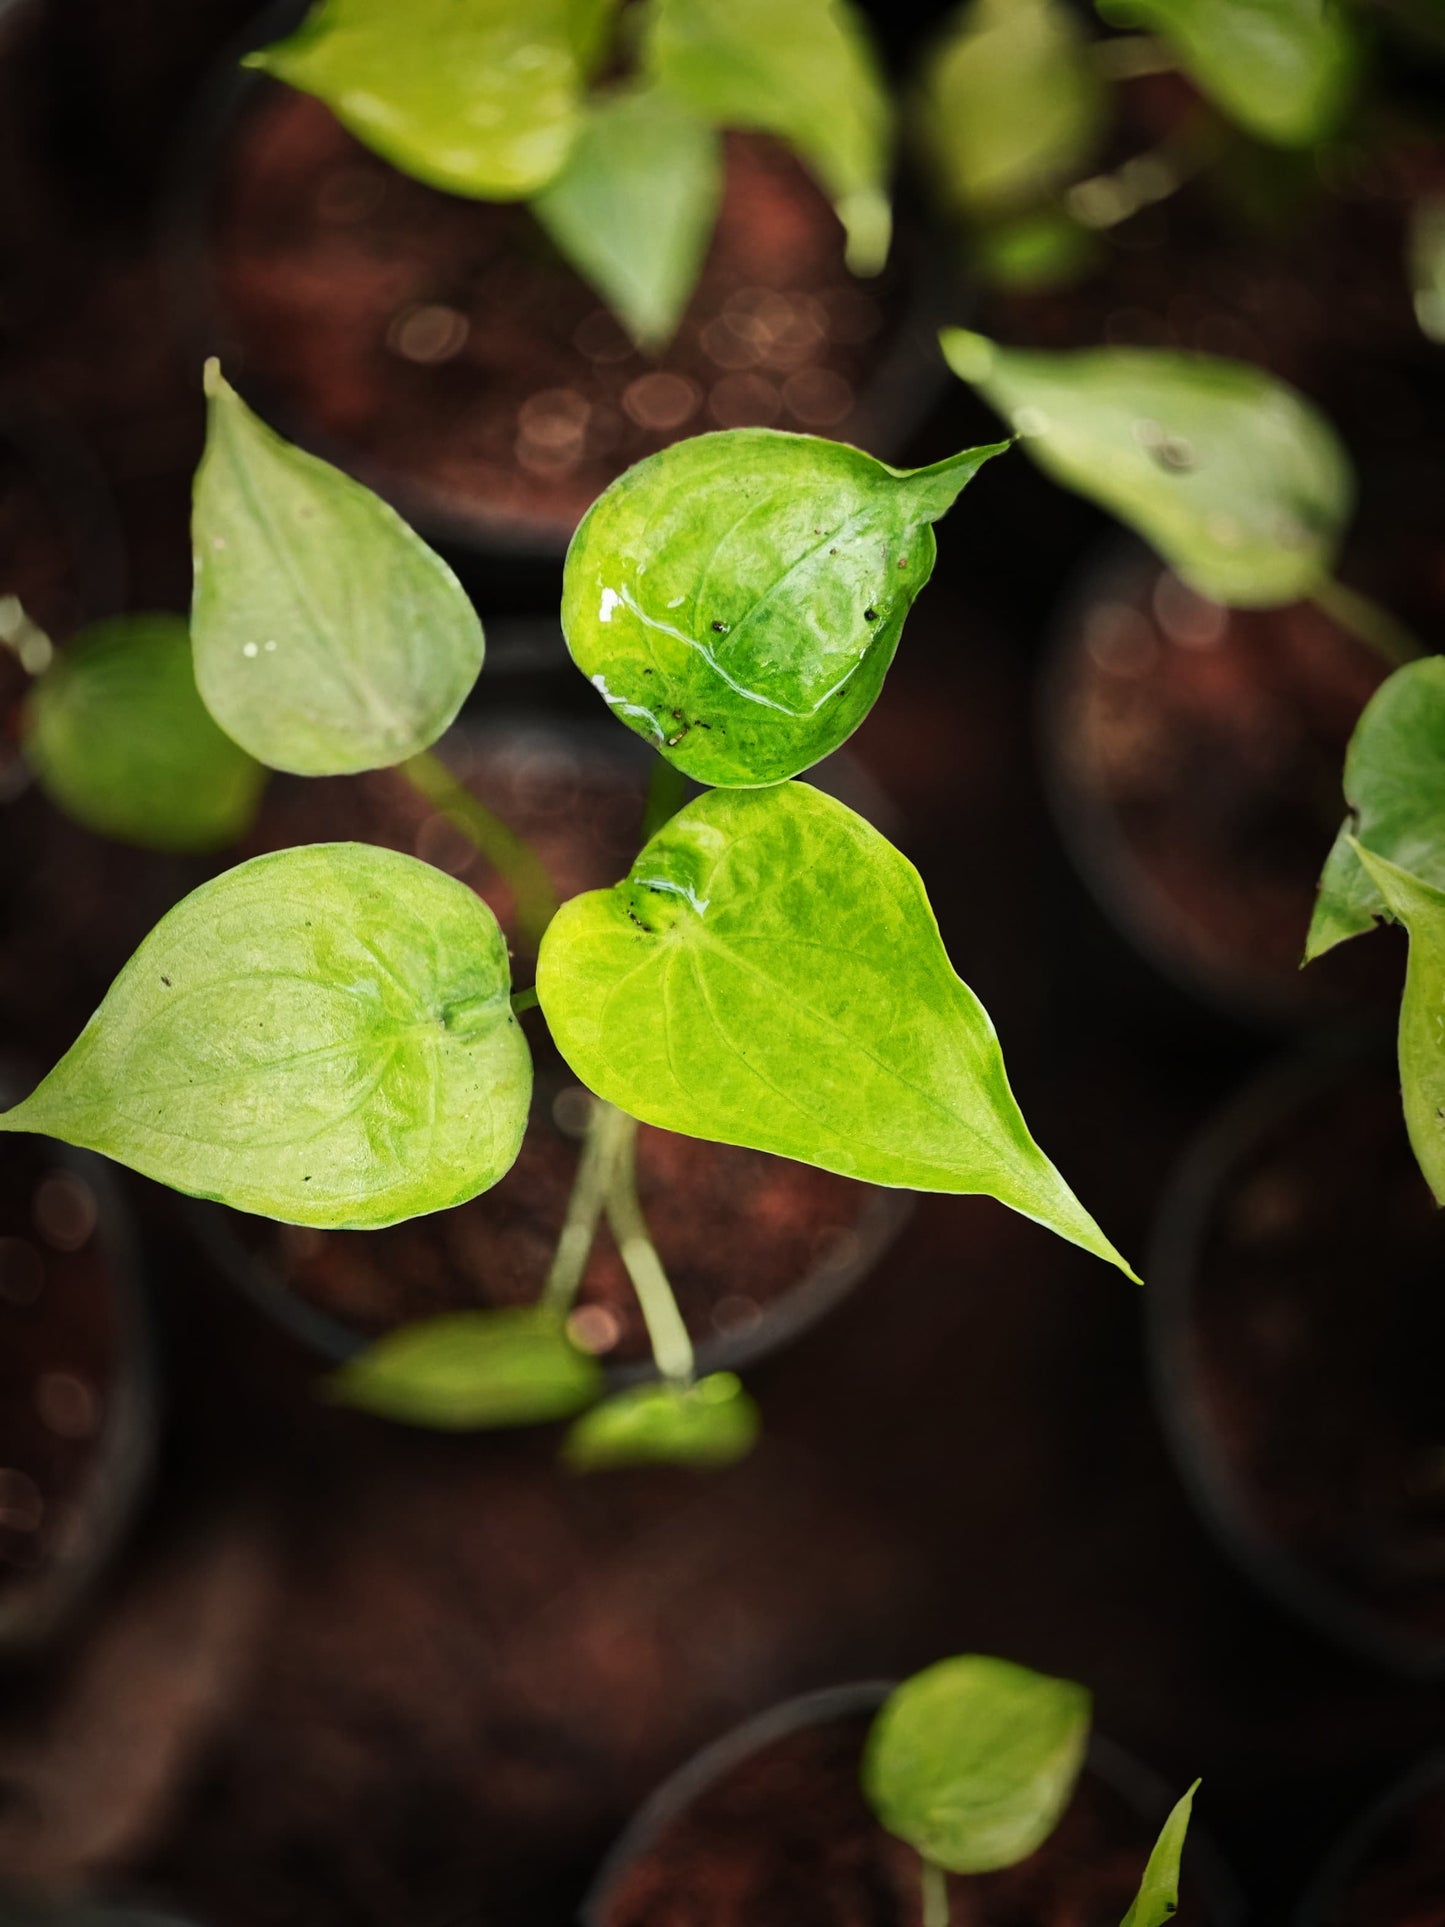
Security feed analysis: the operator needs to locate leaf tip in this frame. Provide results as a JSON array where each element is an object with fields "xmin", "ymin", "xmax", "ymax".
[
  {"xmin": 939, "ymin": 327, "xmax": 997, "ymax": 386},
  {"xmin": 202, "ymin": 355, "xmax": 228, "ymax": 402}
]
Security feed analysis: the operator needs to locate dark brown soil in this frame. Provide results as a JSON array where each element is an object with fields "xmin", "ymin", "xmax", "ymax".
[
  {"xmin": 209, "ymin": 87, "xmax": 913, "ymax": 544},
  {"xmin": 1184, "ymin": 1060, "xmax": 1445, "ymax": 1652},
  {"xmin": 597, "ymin": 1709, "xmax": 1207, "ymax": 1927},
  {"xmin": 0, "ymin": 1134, "xmax": 119, "ymax": 1611},
  {"xmin": 232, "ymin": 726, "xmax": 879, "ymax": 1363},
  {"xmin": 1047, "ymin": 551, "xmax": 1395, "ymax": 1018},
  {"xmin": 1323, "ymin": 1771, "xmax": 1445, "ymax": 1926}
]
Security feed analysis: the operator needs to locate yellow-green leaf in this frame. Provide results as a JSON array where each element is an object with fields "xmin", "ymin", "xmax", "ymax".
[
  {"xmin": 1352, "ymin": 847, "xmax": 1445, "ymax": 1205},
  {"xmin": 331, "ymin": 1309, "xmax": 604, "ymax": 1428},
  {"xmin": 562, "ymin": 1372, "xmax": 760, "ymax": 1469}
]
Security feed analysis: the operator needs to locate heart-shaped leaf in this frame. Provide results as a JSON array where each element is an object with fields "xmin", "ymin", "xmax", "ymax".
[
  {"xmin": 941, "ymin": 331, "xmax": 1352, "ymax": 607},
  {"xmin": 562, "ymin": 430, "xmax": 1005, "ymax": 787},
  {"xmin": 244, "ymin": 0, "xmax": 618, "ymax": 199},
  {"xmin": 918, "ymin": 0, "xmax": 1106, "ymax": 220},
  {"xmin": 23, "ymin": 612, "xmax": 265, "ymax": 852},
  {"xmin": 0, "ymin": 843, "xmax": 532, "ymax": 1228},
  {"xmin": 1353, "ymin": 847, "xmax": 1445, "ymax": 1206},
  {"xmin": 1096, "ymin": 0, "xmax": 1356, "ymax": 148},
  {"xmin": 1307, "ymin": 657, "xmax": 1445, "ymax": 961},
  {"xmin": 537, "ymin": 783, "xmax": 1134, "ymax": 1274},
  {"xmin": 642, "ymin": 0, "xmax": 893, "ymax": 273},
  {"xmin": 533, "ymin": 87, "xmax": 723, "ymax": 350},
  {"xmin": 192, "ymin": 361, "xmax": 485, "ymax": 776},
  {"xmin": 330, "ymin": 1308, "xmax": 604, "ymax": 1428},
  {"xmin": 862, "ymin": 1655, "xmax": 1091, "ymax": 1873},
  {"xmin": 561, "ymin": 1371, "xmax": 760, "ymax": 1470},
  {"xmin": 1119, "ymin": 1781, "xmax": 1199, "ymax": 1927}
]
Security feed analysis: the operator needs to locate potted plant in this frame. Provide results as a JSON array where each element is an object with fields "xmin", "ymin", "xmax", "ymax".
[
  {"xmin": 170, "ymin": 0, "xmax": 947, "ymax": 569},
  {"xmin": 0, "ymin": 363, "xmax": 1135, "ymax": 1469},
  {"xmin": 585, "ymin": 1653, "xmax": 1218, "ymax": 1926}
]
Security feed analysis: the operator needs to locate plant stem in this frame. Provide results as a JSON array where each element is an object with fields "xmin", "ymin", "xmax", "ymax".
[
  {"xmin": 919, "ymin": 1857, "xmax": 951, "ymax": 1927},
  {"xmin": 643, "ymin": 752, "xmax": 688, "ymax": 842},
  {"xmin": 542, "ymin": 1096, "xmax": 628, "ymax": 1315},
  {"xmin": 0, "ymin": 597, "xmax": 54, "ymax": 676},
  {"xmin": 400, "ymin": 747, "xmax": 560, "ymax": 953},
  {"xmin": 604, "ymin": 1108, "xmax": 695, "ymax": 1384},
  {"xmin": 1310, "ymin": 577, "xmax": 1426, "ymax": 670},
  {"xmin": 510, "ymin": 985, "xmax": 540, "ymax": 1016},
  {"xmin": 1091, "ymin": 33, "xmax": 1175, "ymax": 80}
]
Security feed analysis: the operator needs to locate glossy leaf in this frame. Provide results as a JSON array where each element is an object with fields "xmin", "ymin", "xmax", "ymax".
[
  {"xmin": 192, "ymin": 362, "xmax": 485, "ymax": 776},
  {"xmin": 23, "ymin": 613, "xmax": 264, "ymax": 853},
  {"xmin": 643, "ymin": 0, "xmax": 893, "ymax": 273},
  {"xmin": 1119, "ymin": 1781, "xmax": 1198, "ymax": 1927},
  {"xmin": 1306, "ymin": 658, "xmax": 1445, "ymax": 961},
  {"xmin": 918, "ymin": 0, "xmax": 1106, "ymax": 219},
  {"xmin": 244, "ymin": 0, "xmax": 618, "ymax": 200},
  {"xmin": 0, "ymin": 844, "xmax": 531, "ymax": 1229},
  {"xmin": 942, "ymin": 331, "xmax": 1352, "ymax": 606},
  {"xmin": 562, "ymin": 430, "xmax": 1005, "ymax": 786},
  {"xmin": 537, "ymin": 784, "xmax": 1134, "ymax": 1275},
  {"xmin": 561, "ymin": 1371, "xmax": 760, "ymax": 1469},
  {"xmin": 330, "ymin": 1308, "xmax": 604, "ymax": 1428},
  {"xmin": 1409, "ymin": 197, "xmax": 1445, "ymax": 345},
  {"xmin": 533, "ymin": 88, "xmax": 723, "ymax": 350},
  {"xmin": 1353, "ymin": 848, "xmax": 1445, "ymax": 1206},
  {"xmin": 862, "ymin": 1655, "xmax": 1091, "ymax": 1873},
  {"xmin": 1095, "ymin": 0, "xmax": 1356, "ymax": 147}
]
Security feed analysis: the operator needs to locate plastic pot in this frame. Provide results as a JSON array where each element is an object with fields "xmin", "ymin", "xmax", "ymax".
[
  {"xmin": 1292, "ymin": 1750, "xmax": 1445, "ymax": 1926},
  {"xmin": 182, "ymin": 713, "xmax": 912, "ymax": 1383},
  {"xmin": 583, "ymin": 1680, "xmax": 1242, "ymax": 1927},
  {"xmin": 1147, "ymin": 1037, "xmax": 1445, "ymax": 1680}
]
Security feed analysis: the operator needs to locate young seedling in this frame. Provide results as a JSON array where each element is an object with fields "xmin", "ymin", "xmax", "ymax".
[
  {"xmin": 242, "ymin": 0, "xmax": 893, "ymax": 353},
  {"xmin": 1305, "ymin": 657, "xmax": 1445, "ymax": 1201},
  {"xmin": 0, "ymin": 361, "xmax": 1136, "ymax": 1467},
  {"xmin": 863, "ymin": 1653, "xmax": 1198, "ymax": 1927}
]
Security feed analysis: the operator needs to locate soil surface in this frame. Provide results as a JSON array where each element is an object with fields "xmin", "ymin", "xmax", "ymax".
[
  {"xmin": 596, "ymin": 1709, "xmax": 1209, "ymax": 1927},
  {"xmin": 1182, "ymin": 1059, "xmax": 1445, "ymax": 1655},
  {"xmin": 0, "ymin": 1133, "xmax": 119, "ymax": 1619},
  {"xmin": 1046, "ymin": 550, "xmax": 1394, "ymax": 1020},
  {"xmin": 210, "ymin": 89, "xmax": 915, "ymax": 544},
  {"xmin": 232, "ymin": 726, "xmax": 878, "ymax": 1363}
]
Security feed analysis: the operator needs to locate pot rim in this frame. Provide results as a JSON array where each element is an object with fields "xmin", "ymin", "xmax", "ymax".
[
  {"xmin": 156, "ymin": 0, "xmax": 964, "ymax": 568},
  {"xmin": 581, "ymin": 1677, "xmax": 1243, "ymax": 1927},
  {"xmin": 1145, "ymin": 1030, "xmax": 1445, "ymax": 1681},
  {"xmin": 1290, "ymin": 1747, "xmax": 1445, "ymax": 1927}
]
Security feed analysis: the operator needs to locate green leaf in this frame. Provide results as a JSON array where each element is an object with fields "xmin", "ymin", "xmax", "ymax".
[
  {"xmin": 330, "ymin": 1308, "xmax": 604, "ymax": 1428},
  {"xmin": 562, "ymin": 430, "xmax": 1005, "ymax": 787},
  {"xmin": 244, "ymin": 0, "xmax": 618, "ymax": 200},
  {"xmin": 918, "ymin": 0, "xmax": 1107, "ymax": 220},
  {"xmin": 1096, "ymin": 0, "xmax": 1356, "ymax": 147},
  {"xmin": 1409, "ymin": 197, "xmax": 1445, "ymax": 345},
  {"xmin": 22, "ymin": 612, "xmax": 265, "ymax": 853},
  {"xmin": 1119, "ymin": 1781, "xmax": 1198, "ymax": 1927},
  {"xmin": 941, "ymin": 331, "xmax": 1352, "ymax": 607},
  {"xmin": 0, "ymin": 843, "xmax": 531, "ymax": 1229},
  {"xmin": 862, "ymin": 1654, "xmax": 1091, "ymax": 1873},
  {"xmin": 533, "ymin": 87, "xmax": 723, "ymax": 350},
  {"xmin": 537, "ymin": 783, "xmax": 1134, "ymax": 1275},
  {"xmin": 1352, "ymin": 847, "xmax": 1445, "ymax": 1206},
  {"xmin": 1306, "ymin": 657, "xmax": 1445, "ymax": 961},
  {"xmin": 561, "ymin": 1371, "xmax": 759, "ymax": 1470},
  {"xmin": 192, "ymin": 361, "xmax": 485, "ymax": 776},
  {"xmin": 642, "ymin": 0, "xmax": 893, "ymax": 273}
]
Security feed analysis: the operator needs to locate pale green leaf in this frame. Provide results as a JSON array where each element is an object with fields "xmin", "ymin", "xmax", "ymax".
[
  {"xmin": 941, "ymin": 331, "xmax": 1352, "ymax": 606},
  {"xmin": 537, "ymin": 783, "xmax": 1135, "ymax": 1275},
  {"xmin": 0, "ymin": 843, "xmax": 532, "ymax": 1229},
  {"xmin": 862, "ymin": 1655, "xmax": 1091, "ymax": 1873},
  {"xmin": 1409, "ymin": 197, "xmax": 1445, "ymax": 345},
  {"xmin": 244, "ymin": 0, "xmax": 619, "ymax": 199},
  {"xmin": 1119, "ymin": 1781, "xmax": 1198, "ymax": 1927},
  {"xmin": 533, "ymin": 87, "xmax": 723, "ymax": 350},
  {"xmin": 561, "ymin": 1371, "xmax": 760, "ymax": 1469},
  {"xmin": 643, "ymin": 0, "xmax": 893, "ymax": 273},
  {"xmin": 1306, "ymin": 657, "xmax": 1445, "ymax": 960},
  {"xmin": 1096, "ymin": 0, "xmax": 1356, "ymax": 146},
  {"xmin": 330, "ymin": 1308, "xmax": 604, "ymax": 1428},
  {"xmin": 1352, "ymin": 847, "xmax": 1445, "ymax": 1206},
  {"xmin": 562, "ymin": 429, "xmax": 1005, "ymax": 787},
  {"xmin": 192, "ymin": 362, "xmax": 485, "ymax": 776},
  {"xmin": 918, "ymin": 0, "xmax": 1107, "ymax": 219},
  {"xmin": 23, "ymin": 613, "xmax": 264, "ymax": 853}
]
